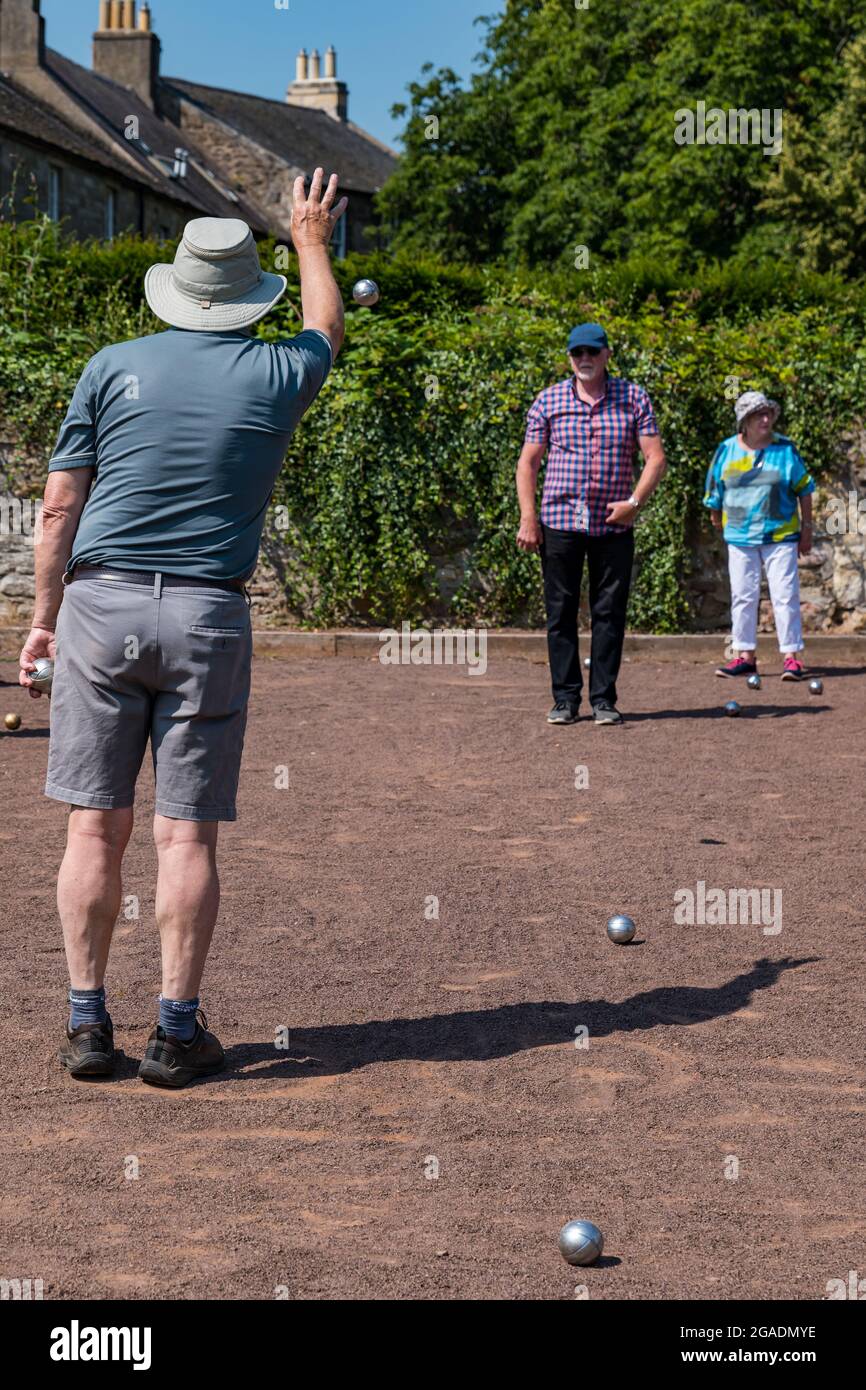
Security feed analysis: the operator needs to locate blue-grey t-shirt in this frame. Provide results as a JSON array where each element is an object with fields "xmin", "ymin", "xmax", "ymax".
[{"xmin": 48, "ymin": 326, "xmax": 332, "ymax": 581}]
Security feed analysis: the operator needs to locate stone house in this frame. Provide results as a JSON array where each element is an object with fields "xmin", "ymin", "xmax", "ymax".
[{"xmin": 0, "ymin": 0, "xmax": 396, "ymax": 248}]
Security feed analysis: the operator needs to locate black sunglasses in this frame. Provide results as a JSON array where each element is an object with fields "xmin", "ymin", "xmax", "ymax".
[{"xmin": 570, "ymin": 346, "xmax": 602, "ymax": 358}]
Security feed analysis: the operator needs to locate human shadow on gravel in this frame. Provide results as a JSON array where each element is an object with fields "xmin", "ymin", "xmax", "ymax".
[
  {"xmin": 626, "ymin": 705, "xmax": 828, "ymax": 721},
  {"xmin": 803, "ymin": 666, "xmax": 865, "ymax": 678},
  {"xmin": 219, "ymin": 955, "xmax": 817, "ymax": 1082}
]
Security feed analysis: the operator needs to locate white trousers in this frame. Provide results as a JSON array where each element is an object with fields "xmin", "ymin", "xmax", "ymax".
[{"xmin": 728, "ymin": 542, "xmax": 804, "ymax": 654}]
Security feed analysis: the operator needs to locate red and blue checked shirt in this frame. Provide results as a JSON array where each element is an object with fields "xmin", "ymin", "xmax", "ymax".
[{"xmin": 524, "ymin": 374, "xmax": 659, "ymax": 534}]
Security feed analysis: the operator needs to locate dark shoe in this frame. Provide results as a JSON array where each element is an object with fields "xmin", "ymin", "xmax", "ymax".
[
  {"xmin": 781, "ymin": 656, "xmax": 806, "ymax": 681},
  {"xmin": 138, "ymin": 1011, "xmax": 225, "ymax": 1089},
  {"xmin": 547, "ymin": 702, "xmax": 579, "ymax": 724},
  {"xmin": 60, "ymin": 1014, "xmax": 115, "ymax": 1077},
  {"xmin": 716, "ymin": 657, "xmax": 758, "ymax": 678},
  {"xmin": 593, "ymin": 703, "xmax": 623, "ymax": 725}
]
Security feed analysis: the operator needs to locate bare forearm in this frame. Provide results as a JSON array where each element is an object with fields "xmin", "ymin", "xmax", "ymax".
[
  {"xmin": 33, "ymin": 510, "xmax": 79, "ymax": 629},
  {"xmin": 516, "ymin": 445, "xmax": 544, "ymax": 518},
  {"xmin": 635, "ymin": 452, "xmax": 667, "ymax": 505},
  {"xmin": 297, "ymin": 243, "xmax": 344, "ymax": 351},
  {"xmin": 517, "ymin": 466, "xmax": 540, "ymax": 519},
  {"xmin": 801, "ymin": 494, "xmax": 813, "ymax": 526}
]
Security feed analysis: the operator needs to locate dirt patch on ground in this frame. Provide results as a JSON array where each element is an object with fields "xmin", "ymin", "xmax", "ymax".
[{"xmin": 0, "ymin": 652, "xmax": 864, "ymax": 1300}]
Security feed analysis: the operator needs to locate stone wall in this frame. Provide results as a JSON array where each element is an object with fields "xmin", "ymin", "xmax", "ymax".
[
  {"xmin": 804, "ymin": 441, "xmax": 866, "ymax": 631},
  {"xmin": 0, "ymin": 488, "xmax": 295, "ymax": 627},
  {"xmin": 2, "ymin": 438, "xmax": 865, "ymax": 633},
  {"xmin": 0, "ymin": 496, "xmax": 39, "ymax": 622}
]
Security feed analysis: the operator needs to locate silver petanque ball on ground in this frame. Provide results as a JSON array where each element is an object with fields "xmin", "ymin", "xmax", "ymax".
[
  {"xmin": 29, "ymin": 657, "xmax": 54, "ymax": 693},
  {"xmin": 724, "ymin": 700, "xmax": 741, "ymax": 717},
  {"xmin": 809, "ymin": 678, "xmax": 824, "ymax": 695},
  {"xmin": 352, "ymin": 278, "xmax": 380, "ymax": 307},
  {"xmin": 558, "ymin": 1220, "xmax": 604, "ymax": 1266},
  {"xmin": 606, "ymin": 914, "xmax": 636, "ymax": 944},
  {"xmin": 746, "ymin": 673, "xmax": 761, "ymax": 690}
]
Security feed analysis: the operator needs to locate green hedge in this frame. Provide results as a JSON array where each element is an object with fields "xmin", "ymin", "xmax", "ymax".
[{"xmin": 1, "ymin": 218, "xmax": 863, "ymax": 630}]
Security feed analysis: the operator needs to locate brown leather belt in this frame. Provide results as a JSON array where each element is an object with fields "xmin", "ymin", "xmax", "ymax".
[{"xmin": 68, "ymin": 565, "xmax": 247, "ymax": 596}]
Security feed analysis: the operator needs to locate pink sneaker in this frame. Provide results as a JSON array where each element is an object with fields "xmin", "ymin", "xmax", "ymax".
[
  {"xmin": 715, "ymin": 657, "xmax": 758, "ymax": 678},
  {"xmin": 781, "ymin": 656, "xmax": 806, "ymax": 681}
]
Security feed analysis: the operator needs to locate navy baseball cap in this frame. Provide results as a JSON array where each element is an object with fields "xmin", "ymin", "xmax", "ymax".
[{"xmin": 567, "ymin": 322, "xmax": 610, "ymax": 352}]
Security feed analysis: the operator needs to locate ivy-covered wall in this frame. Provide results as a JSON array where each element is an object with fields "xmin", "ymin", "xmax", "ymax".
[{"xmin": 2, "ymin": 219, "xmax": 864, "ymax": 631}]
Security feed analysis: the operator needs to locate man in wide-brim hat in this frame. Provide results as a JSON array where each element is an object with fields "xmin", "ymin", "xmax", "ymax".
[{"xmin": 19, "ymin": 170, "xmax": 347, "ymax": 1087}]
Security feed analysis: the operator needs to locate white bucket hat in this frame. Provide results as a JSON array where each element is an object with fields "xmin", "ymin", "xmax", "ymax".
[{"xmin": 145, "ymin": 217, "xmax": 287, "ymax": 332}]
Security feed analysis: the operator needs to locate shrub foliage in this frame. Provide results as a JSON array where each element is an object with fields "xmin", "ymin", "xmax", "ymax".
[{"xmin": 1, "ymin": 219, "xmax": 862, "ymax": 630}]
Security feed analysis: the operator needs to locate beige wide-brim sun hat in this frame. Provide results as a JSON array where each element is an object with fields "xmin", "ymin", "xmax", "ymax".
[{"xmin": 145, "ymin": 216, "xmax": 287, "ymax": 332}]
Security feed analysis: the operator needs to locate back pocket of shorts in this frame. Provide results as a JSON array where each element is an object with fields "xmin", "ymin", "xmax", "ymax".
[{"xmin": 188, "ymin": 625, "xmax": 245, "ymax": 637}]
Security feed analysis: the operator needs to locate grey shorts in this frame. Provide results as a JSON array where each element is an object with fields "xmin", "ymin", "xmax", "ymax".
[{"xmin": 45, "ymin": 572, "xmax": 253, "ymax": 821}]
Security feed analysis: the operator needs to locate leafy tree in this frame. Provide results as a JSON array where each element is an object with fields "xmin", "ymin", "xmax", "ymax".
[
  {"xmin": 377, "ymin": 0, "xmax": 863, "ymax": 269},
  {"xmin": 760, "ymin": 34, "xmax": 866, "ymax": 275}
]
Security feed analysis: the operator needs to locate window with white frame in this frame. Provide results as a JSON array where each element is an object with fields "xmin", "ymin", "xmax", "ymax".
[
  {"xmin": 105, "ymin": 188, "xmax": 117, "ymax": 240},
  {"xmin": 332, "ymin": 208, "xmax": 347, "ymax": 260},
  {"xmin": 48, "ymin": 166, "xmax": 61, "ymax": 222}
]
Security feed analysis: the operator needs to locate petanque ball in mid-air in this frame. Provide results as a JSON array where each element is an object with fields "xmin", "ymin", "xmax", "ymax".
[
  {"xmin": 352, "ymin": 278, "xmax": 380, "ymax": 307},
  {"xmin": 4, "ymin": 712, "xmax": 22, "ymax": 731},
  {"xmin": 583, "ymin": 657, "xmax": 591, "ymax": 668},
  {"xmin": 724, "ymin": 700, "xmax": 740, "ymax": 717},
  {"xmin": 809, "ymin": 678, "xmax": 824, "ymax": 695},
  {"xmin": 558, "ymin": 1220, "xmax": 604, "ymax": 1267},
  {"xmin": 606, "ymin": 914, "xmax": 636, "ymax": 944},
  {"xmin": 29, "ymin": 658, "xmax": 54, "ymax": 694},
  {"xmin": 746, "ymin": 674, "xmax": 761, "ymax": 690}
]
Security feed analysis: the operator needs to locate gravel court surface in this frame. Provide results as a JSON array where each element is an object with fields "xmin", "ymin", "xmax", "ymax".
[{"xmin": 0, "ymin": 653, "xmax": 864, "ymax": 1301}]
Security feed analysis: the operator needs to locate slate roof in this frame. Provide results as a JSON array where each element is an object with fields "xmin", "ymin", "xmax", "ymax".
[
  {"xmin": 43, "ymin": 48, "xmax": 271, "ymax": 230},
  {"xmin": 1, "ymin": 39, "xmax": 396, "ymax": 235},
  {"xmin": 164, "ymin": 77, "xmax": 397, "ymax": 194},
  {"xmin": 0, "ymin": 71, "xmax": 142, "ymax": 181}
]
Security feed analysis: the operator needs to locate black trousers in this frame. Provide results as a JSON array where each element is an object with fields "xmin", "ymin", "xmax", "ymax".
[{"xmin": 540, "ymin": 524, "xmax": 635, "ymax": 708}]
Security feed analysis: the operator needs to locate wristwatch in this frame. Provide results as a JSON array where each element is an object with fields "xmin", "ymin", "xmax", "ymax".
[{"xmin": 627, "ymin": 493, "xmax": 641, "ymax": 512}]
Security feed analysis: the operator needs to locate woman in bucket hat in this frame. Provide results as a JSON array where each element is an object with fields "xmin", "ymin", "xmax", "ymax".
[{"xmin": 705, "ymin": 390, "xmax": 815, "ymax": 681}]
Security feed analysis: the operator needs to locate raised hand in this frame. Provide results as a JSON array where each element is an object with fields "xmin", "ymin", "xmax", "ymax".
[{"xmin": 291, "ymin": 168, "xmax": 349, "ymax": 250}]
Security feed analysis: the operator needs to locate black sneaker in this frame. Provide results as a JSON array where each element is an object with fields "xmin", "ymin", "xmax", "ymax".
[
  {"xmin": 547, "ymin": 702, "xmax": 579, "ymax": 724},
  {"xmin": 593, "ymin": 703, "xmax": 623, "ymax": 725},
  {"xmin": 60, "ymin": 1013, "xmax": 115, "ymax": 1077},
  {"xmin": 138, "ymin": 1011, "xmax": 225, "ymax": 1089}
]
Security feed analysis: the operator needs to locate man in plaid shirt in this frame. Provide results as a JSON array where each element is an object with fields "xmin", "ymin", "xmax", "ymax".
[{"xmin": 516, "ymin": 322, "xmax": 667, "ymax": 724}]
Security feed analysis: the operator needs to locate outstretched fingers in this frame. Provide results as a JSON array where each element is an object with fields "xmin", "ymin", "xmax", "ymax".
[
  {"xmin": 308, "ymin": 166, "xmax": 325, "ymax": 203},
  {"xmin": 319, "ymin": 173, "xmax": 340, "ymax": 212}
]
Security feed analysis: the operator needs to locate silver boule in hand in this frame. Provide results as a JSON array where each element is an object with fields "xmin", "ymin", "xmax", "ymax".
[{"xmin": 29, "ymin": 657, "xmax": 54, "ymax": 694}]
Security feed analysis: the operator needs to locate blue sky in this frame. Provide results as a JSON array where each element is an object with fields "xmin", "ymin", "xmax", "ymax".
[{"xmin": 40, "ymin": 0, "xmax": 497, "ymax": 149}]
